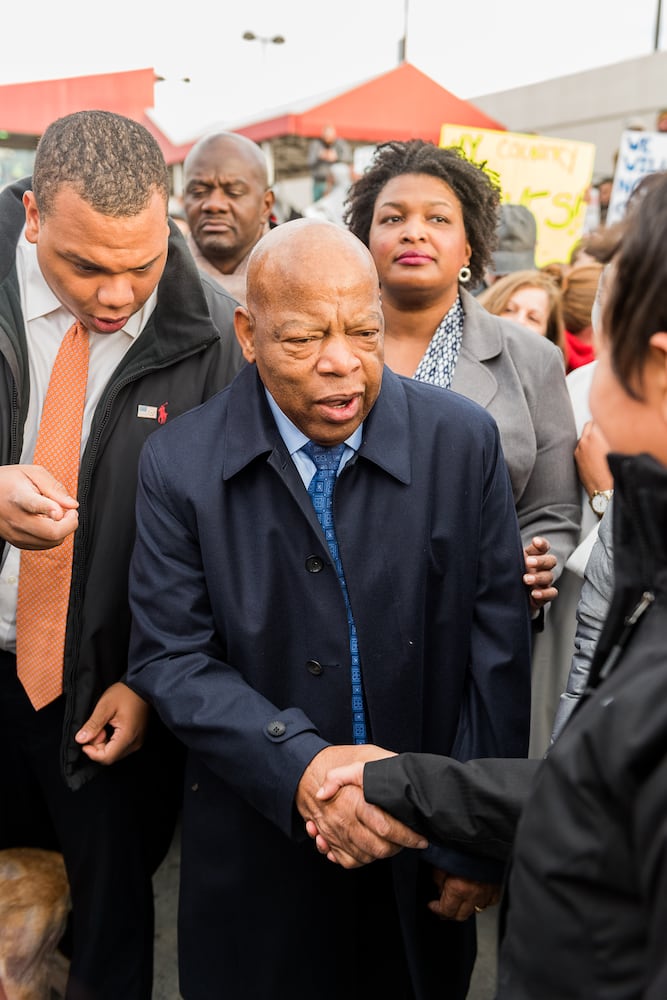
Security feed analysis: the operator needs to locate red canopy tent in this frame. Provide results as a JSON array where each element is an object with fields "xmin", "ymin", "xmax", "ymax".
[
  {"xmin": 0, "ymin": 69, "xmax": 155, "ymax": 135},
  {"xmin": 0, "ymin": 62, "xmax": 505, "ymax": 172},
  {"xmin": 233, "ymin": 62, "xmax": 505, "ymax": 145},
  {"xmin": 0, "ymin": 69, "xmax": 192, "ymax": 165}
]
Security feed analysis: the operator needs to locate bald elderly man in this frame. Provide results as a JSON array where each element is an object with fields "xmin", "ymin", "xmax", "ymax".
[
  {"xmin": 182, "ymin": 131, "xmax": 275, "ymax": 305},
  {"xmin": 127, "ymin": 220, "xmax": 531, "ymax": 1000}
]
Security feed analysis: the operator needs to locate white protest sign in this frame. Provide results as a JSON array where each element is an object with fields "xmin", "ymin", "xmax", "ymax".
[{"xmin": 607, "ymin": 130, "xmax": 667, "ymax": 226}]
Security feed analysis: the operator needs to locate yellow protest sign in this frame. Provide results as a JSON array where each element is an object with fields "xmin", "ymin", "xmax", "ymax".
[{"xmin": 440, "ymin": 125, "xmax": 596, "ymax": 267}]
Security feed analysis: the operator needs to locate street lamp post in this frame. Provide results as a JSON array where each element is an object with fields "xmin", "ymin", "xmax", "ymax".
[
  {"xmin": 242, "ymin": 30, "xmax": 286, "ymax": 63},
  {"xmin": 241, "ymin": 31, "xmax": 285, "ymax": 183},
  {"xmin": 655, "ymin": 0, "xmax": 663, "ymax": 51},
  {"xmin": 398, "ymin": 0, "xmax": 409, "ymax": 62}
]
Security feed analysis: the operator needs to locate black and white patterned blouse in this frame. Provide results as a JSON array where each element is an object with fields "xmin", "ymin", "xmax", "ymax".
[{"xmin": 413, "ymin": 296, "xmax": 464, "ymax": 390}]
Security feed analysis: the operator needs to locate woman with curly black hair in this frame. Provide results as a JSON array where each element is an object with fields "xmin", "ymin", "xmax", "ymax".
[{"xmin": 346, "ymin": 140, "xmax": 580, "ymax": 648}]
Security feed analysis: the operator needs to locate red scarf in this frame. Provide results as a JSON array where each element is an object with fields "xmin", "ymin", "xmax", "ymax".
[{"xmin": 565, "ymin": 329, "xmax": 595, "ymax": 373}]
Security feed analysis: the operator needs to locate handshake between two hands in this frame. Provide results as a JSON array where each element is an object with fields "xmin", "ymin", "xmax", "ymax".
[{"xmin": 296, "ymin": 744, "xmax": 500, "ymax": 921}]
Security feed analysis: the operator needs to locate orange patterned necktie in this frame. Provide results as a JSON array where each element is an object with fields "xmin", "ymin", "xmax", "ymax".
[{"xmin": 16, "ymin": 320, "xmax": 90, "ymax": 710}]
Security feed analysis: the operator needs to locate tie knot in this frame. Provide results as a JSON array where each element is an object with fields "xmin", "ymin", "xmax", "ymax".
[
  {"xmin": 68, "ymin": 319, "xmax": 89, "ymax": 339},
  {"xmin": 302, "ymin": 440, "xmax": 345, "ymax": 473},
  {"xmin": 63, "ymin": 320, "xmax": 90, "ymax": 359}
]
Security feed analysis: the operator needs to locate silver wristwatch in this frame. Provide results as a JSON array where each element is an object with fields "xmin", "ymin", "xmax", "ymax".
[{"xmin": 589, "ymin": 489, "xmax": 613, "ymax": 517}]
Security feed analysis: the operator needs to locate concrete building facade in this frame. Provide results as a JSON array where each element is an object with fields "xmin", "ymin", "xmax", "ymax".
[{"xmin": 469, "ymin": 50, "xmax": 667, "ymax": 181}]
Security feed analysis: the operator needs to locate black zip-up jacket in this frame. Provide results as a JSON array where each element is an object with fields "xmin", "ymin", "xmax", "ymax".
[
  {"xmin": 366, "ymin": 451, "xmax": 667, "ymax": 999},
  {"xmin": 0, "ymin": 178, "xmax": 243, "ymax": 789},
  {"xmin": 496, "ymin": 452, "xmax": 667, "ymax": 999}
]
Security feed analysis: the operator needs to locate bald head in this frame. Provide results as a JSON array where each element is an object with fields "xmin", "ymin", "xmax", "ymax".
[
  {"xmin": 246, "ymin": 218, "xmax": 378, "ymax": 312},
  {"xmin": 235, "ymin": 219, "xmax": 384, "ymax": 446},
  {"xmin": 184, "ymin": 132, "xmax": 269, "ymax": 188},
  {"xmin": 183, "ymin": 132, "xmax": 274, "ymax": 276}
]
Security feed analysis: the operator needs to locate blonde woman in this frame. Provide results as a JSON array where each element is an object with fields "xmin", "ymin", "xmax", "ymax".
[{"xmin": 478, "ymin": 269, "xmax": 566, "ymax": 358}]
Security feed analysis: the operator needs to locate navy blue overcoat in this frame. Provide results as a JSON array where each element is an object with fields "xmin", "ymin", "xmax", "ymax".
[{"xmin": 128, "ymin": 362, "xmax": 531, "ymax": 1000}]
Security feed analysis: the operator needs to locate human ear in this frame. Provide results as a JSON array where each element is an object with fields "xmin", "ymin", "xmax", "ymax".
[
  {"xmin": 262, "ymin": 189, "xmax": 275, "ymax": 223},
  {"xmin": 649, "ymin": 332, "xmax": 667, "ymax": 421},
  {"xmin": 233, "ymin": 306, "xmax": 256, "ymax": 364},
  {"xmin": 23, "ymin": 191, "xmax": 40, "ymax": 244}
]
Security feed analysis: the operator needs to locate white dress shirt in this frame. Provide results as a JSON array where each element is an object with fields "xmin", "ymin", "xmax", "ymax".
[{"xmin": 0, "ymin": 232, "xmax": 157, "ymax": 651}]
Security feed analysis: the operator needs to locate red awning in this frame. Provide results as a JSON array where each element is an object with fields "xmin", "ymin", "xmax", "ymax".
[
  {"xmin": 0, "ymin": 69, "xmax": 155, "ymax": 135},
  {"xmin": 233, "ymin": 62, "xmax": 505, "ymax": 144},
  {"xmin": 140, "ymin": 115, "xmax": 196, "ymax": 166}
]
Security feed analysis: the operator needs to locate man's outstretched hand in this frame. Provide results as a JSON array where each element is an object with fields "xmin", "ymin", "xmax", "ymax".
[{"xmin": 297, "ymin": 745, "xmax": 427, "ymax": 868}]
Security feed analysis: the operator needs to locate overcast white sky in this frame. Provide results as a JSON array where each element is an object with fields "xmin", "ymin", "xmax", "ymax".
[{"xmin": 3, "ymin": 0, "xmax": 663, "ymax": 142}]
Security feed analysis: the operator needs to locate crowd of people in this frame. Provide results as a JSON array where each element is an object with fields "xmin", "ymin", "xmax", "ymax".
[{"xmin": 0, "ymin": 107, "xmax": 665, "ymax": 1000}]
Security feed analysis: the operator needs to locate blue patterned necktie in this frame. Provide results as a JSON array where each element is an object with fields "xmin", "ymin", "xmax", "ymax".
[{"xmin": 302, "ymin": 440, "xmax": 368, "ymax": 744}]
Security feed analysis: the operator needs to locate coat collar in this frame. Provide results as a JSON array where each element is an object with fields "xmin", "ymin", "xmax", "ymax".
[
  {"xmin": 222, "ymin": 363, "xmax": 412, "ymax": 485},
  {"xmin": 608, "ymin": 452, "xmax": 667, "ymax": 594},
  {"xmin": 459, "ymin": 287, "xmax": 504, "ymax": 361},
  {"xmin": 450, "ymin": 288, "xmax": 504, "ymax": 408},
  {"xmin": 0, "ymin": 178, "xmax": 26, "ymax": 286},
  {"xmin": 581, "ymin": 452, "xmax": 667, "ymax": 695}
]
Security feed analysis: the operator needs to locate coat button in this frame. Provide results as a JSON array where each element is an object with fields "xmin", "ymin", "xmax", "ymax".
[
  {"xmin": 267, "ymin": 720, "xmax": 286, "ymax": 737},
  {"xmin": 306, "ymin": 659, "xmax": 323, "ymax": 676},
  {"xmin": 305, "ymin": 555, "xmax": 324, "ymax": 573}
]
